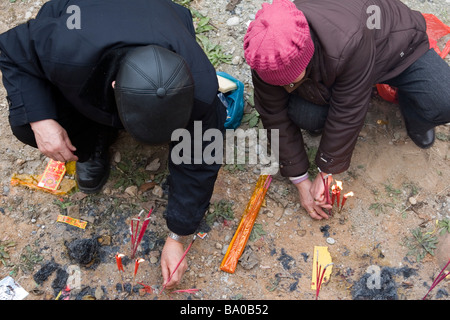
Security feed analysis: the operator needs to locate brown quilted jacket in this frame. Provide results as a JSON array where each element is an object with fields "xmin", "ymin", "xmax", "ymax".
[{"xmin": 252, "ymin": 0, "xmax": 429, "ymax": 177}]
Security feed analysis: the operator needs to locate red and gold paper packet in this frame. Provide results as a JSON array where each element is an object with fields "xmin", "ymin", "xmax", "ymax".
[
  {"xmin": 56, "ymin": 214, "xmax": 87, "ymax": 229},
  {"xmin": 37, "ymin": 159, "xmax": 66, "ymax": 191}
]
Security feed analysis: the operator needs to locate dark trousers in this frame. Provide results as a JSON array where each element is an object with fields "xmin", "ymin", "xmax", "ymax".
[
  {"xmin": 287, "ymin": 49, "xmax": 450, "ymax": 134},
  {"xmin": 10, "ymin": 91, "xmax": 113, "ymax": 162}
]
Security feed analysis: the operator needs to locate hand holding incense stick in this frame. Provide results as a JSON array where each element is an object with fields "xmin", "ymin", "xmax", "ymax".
[{"xmin": 160, "ymin": 235, "xmax": 196, "ymax": 295}]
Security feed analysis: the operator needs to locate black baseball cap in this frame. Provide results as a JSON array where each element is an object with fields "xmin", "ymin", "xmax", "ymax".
[{"xmin": 114, "ymin": 45, "xmax": 194, "ymax": 144}]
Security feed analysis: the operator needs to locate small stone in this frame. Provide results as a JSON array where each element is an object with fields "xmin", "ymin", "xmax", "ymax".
[
  {"xmin": 150, "ymin": 256, "xmax": 158, "ymax": 264},
  {"xmin": 95, "ymin": 286, "xmax": 103, "ymax": 300},
  {"xmin": 125, "ymin": 185, "xmax": 138, "ymax": 197},
  {"xmin": 145, "ymin": 158, "xmax": 160, "ymax": 171},
  {"xmin": 222, "ymin": 244, "xmax": 229, "ymax": 255},
  {"xmin": 97, "ymin": 235, "xmax": 111, "ymax": 246},
  {"xmin": 408, "ymin": 197, "xmax": 417, "ymax": 205},
  {"xmin": 152, "ymin": 185, "xmax": 164, "ymax": 198},
  {"xmin": 67, "ymin": 204, "xmax": 80, "ymax": 218},
  {"xmin": 226, "ymin": 16, "xmax": 240, "ymax": 26},
  {"xmin": 231, "ymin": 56, "xmax": 242, "ymax": 65},
  {"xmin": 326, "ymin": 237, "xmax": 336, "ymax": 245},
  {"xmin": 113, "ymin": 151, "xmax": 121, "ymax": 163},
  {"xmin": 215, "ymin": 242, "xmax": 223, "ymax": 250}
]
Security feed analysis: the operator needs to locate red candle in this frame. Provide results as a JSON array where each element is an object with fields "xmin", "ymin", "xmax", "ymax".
[
  {"xmin": 115, "ymin": 253, "xmax": 125, "ymax": 272},
  {"xmin": 336, "ymin": 181, "xmax": 342, "ymax": 207},
  {"xmin": 134, "ymin": 258, "xmax": 145, "ymax": 278},
  {"xmin": 340, "ymin": 192, "xmax": 354, "ymax": 211},
  {"xmin": 115, "ymin": 253, "xmax": 126, "ymax": 290},
  {"xmin": 331, "ymin": 185, "xmax": 336, "ymax": 206}
]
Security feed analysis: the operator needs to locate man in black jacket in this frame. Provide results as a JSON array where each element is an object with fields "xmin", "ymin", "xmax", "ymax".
[{"xmin": 0, "ymin": 0, "xmax": 226, "ymax": 289}]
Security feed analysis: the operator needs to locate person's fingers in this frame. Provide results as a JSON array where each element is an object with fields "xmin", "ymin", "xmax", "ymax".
[
  {"xmin": 315, "ymin": 207, "xmax": 330, "ymax": 219},
  {"xmin": 307, "ymin": 209, "xmax": 323, "ymax": 220},
  {"xmin": 60, "ymin": 150, "xmax": 78, "ymax": 162},
  {"xmin": 313, "ymin": 194, "xmax": 325, "ymax": 203},
  {"xmin": 161, "ymin": 259, "xmax": 170, "ymax": 284},
  {"xmin": 62, "ymin": 131, "xmax": 77, "ymax": 152},
  {"xmin": 307, "ymin": 205, "xmax": 330, "ymax": 220},
  {"xmin": 164, "ymin": 270, "xmax": 180, "ymax": 289},
  {"xmin": 163, "ymin": 260, "xmax": 187, "ymax": 289}
]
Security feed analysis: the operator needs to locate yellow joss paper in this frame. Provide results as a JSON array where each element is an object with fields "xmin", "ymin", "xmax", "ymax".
[
  {"xmin": 220, "ymin": 175, "xmax": 272, "ymax": 273},
  {"xmin": 311, "ymin": 246, "xmax": 333, "ymax": 290},
  {"xmin": 10, "ymin": 160, "xmax": 77, "ymax": 195}
]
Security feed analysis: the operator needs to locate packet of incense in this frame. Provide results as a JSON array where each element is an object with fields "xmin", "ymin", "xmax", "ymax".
[
  {"xmin": 220, "ymin": 175, "xmax": 272, "ymax": 273},
  {"xmin": 37, "ymin": 159, "xmax": 66, "ymax": 191},
  {"xmin": 56, "ymin": 214, "xmax": 87, "ymax": 229}
]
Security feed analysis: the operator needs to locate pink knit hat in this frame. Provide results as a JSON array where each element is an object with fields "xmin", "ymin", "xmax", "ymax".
[{"xmin": 244, "ymin": 0, "xmax": 314, "ymax": 86}]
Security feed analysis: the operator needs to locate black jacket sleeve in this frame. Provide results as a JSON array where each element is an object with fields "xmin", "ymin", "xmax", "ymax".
[
  {"xmin": 0, "ymin": 40, "xmax": 58, "ymax": 126},
  {"xmin": 0, "ymin": 11, "xmax": 63, "ymax": 127}
]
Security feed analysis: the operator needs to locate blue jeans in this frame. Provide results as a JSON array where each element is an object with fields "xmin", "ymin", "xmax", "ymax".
[{"xmin": 288, "ymin": 49, "xmax": 450, "ymax": 134}]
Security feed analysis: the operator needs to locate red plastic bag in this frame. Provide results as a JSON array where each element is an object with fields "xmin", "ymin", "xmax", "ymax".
[
  {"xmin": 377, "ymin": 13, "xmax": 450, "ymax": 104},
  {"xmin": 423, "ymin": 13, "xmax": 450, "ymax": 58}
]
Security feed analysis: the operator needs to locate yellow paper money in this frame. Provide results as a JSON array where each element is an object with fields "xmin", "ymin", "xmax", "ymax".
[{"xmin": 311, "ymin": 246, "xmax": 333, "ymax": 290}]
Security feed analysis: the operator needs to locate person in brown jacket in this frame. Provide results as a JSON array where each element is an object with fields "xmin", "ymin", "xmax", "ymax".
[{"xmin": 244, "ymin": 0, "xmax": 450, "ymax": 219}]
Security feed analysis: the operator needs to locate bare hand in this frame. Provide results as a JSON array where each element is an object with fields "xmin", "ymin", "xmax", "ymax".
[
  {"xmin": 160, "ymin": 237, "xmax": 188, "ymax": 290},
  {"xmin": 30, "ymin": 119, "xmax": 78, "ymax": 162},
  {"xmin": 295, "ymin": 178, "xmax": 330, "ymax": 220},
  {"xmin": 310, "ymin": 172, "xmax": 333, "ymax": 208}
]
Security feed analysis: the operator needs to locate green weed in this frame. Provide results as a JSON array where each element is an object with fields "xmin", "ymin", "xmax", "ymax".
[
  {"xmin": 402, "ymin": 227, "xmax": 438, "ymax": 262},
  {"xmin": 206, "ymin": 200, "xmax": 234, "ymax": 225},
  {"xmin": 241, "ymin": 110, "xmax": 261, "ymax": 128},
  {"xmin": 249, "ymin": 223, "xmax": 266, "ymax": 241},
  {"xmin": 19, "ymin": 244, "xmax": 43, "ymax": 274},
  {"xmin": 438, "ymin": 218, "xmax": 450, "ymax": 235},
  {"xmin": 173, "ymin": 0, "xmax": 192, "ymax": 7},
  {"xmin": 196, "ymin": 35, "xmax": 232, "ymax": 67},
  {"xmin": 369, "ymin": 181, "xmax": 420, "ymax": 217},
  {"xmin": 0, "ymin": 240, "xmax": 16, "ymax": 267},
  {"xmin": 111, "ymin": 155, "xmax": 153, "ymax": 189},
  {"xmin": 191, "ymin": 9, "xmax": 216, "ymax": 34}
]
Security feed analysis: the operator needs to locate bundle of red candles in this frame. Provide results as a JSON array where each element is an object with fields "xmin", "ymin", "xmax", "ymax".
[
  {"xmin": 331, "ymin": 180, "xmax": 353, "ymax": 212},
  {"xmin": 321, "ymin": 174, "xmax": 354, "ymax": 213}
]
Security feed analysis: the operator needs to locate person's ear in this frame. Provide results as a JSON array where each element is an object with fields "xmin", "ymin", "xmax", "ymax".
[{"xmin": 112, "ymin": 81, "xmax": 116, "ymax": 88}]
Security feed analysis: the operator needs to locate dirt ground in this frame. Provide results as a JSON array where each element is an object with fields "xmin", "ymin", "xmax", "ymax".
[{"xmin": 0, "ymin": 0, "xmax": 449, "ymax": 302}]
